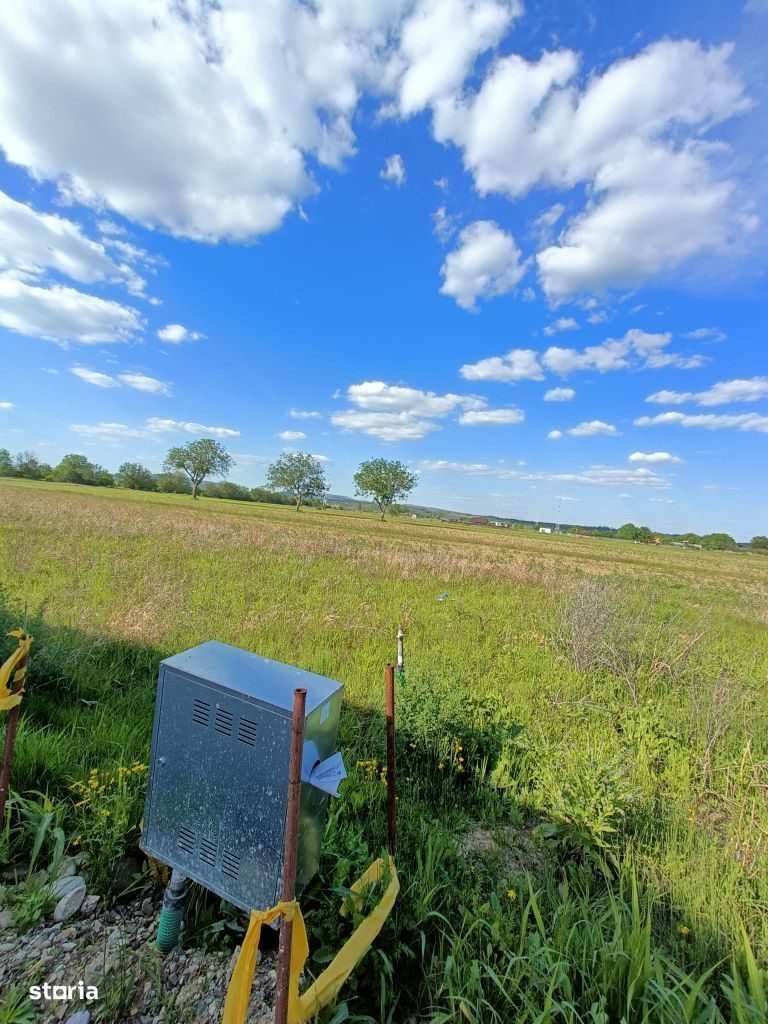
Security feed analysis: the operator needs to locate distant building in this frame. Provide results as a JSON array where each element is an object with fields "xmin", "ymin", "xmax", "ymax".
[{"xmin": 539, "ymin": 527, "xmax": 552, "ymax": 534}]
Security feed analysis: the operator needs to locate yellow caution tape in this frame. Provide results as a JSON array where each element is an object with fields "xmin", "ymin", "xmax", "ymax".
[
  {"xmin": 0, "ymin": 630, "xmax": 32, "ymax": 713},
  {"xmin": 222, "ymin": 855, "xmax": 399, "ymax": 1024}
]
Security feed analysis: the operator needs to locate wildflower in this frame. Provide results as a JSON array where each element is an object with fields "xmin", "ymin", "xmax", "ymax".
[
  {"xmin": 71, "ymin": 836, "xmax": 81, "ymax": 847},
  {"xmin": 409, "ymin": 743, "xmax": 416, "ymax": 750},
  {"xmin": 507, "ymin": 889, "xmax": 517, "ymax": 901},
  {"xmin": 438, "ymin": 762, "xmax": 445, "ymax": 770},
  {"xmin": 688, "ymin": 808, "xmax": 696, "ymax": 824},
  {"xmin": 679, "ymin": 925, "xmax": 690, "ymax": 936},
  {"xmin": 456, "ymin": 765, "xmax": 464, "ymax": 773}
]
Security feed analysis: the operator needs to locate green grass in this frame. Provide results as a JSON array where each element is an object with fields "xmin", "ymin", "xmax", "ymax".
[{"xmin": 1, "ymin": 478, "xmax": 766, "ymax": 1022}]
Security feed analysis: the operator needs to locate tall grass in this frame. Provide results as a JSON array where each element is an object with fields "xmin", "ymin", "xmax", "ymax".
[{"xmin": 1, "ymin": 479, "xmax": 766, "ymax": 1021}]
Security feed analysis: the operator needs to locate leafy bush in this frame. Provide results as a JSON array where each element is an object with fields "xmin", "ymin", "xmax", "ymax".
[
  {"xmin": 153, "ymin": 470, "xmax": 192, "ymax": 494},
  {"xmin": 203, "ymin": 481, "xmax": 252, "ymax": 501}
]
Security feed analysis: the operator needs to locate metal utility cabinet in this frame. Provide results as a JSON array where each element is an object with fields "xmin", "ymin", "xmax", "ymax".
[{"xmin": 141, "ymin": 641, "xmax": 343, "ymax": 913}]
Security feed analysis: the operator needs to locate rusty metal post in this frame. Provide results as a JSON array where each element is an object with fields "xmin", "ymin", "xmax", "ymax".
[
  {"xmin": 274, "ymin": 687, "xmax": 307, "ymax": 1024},
  {"xmin": 385, "ymin": 664, "xmax": 396, "ymax": 855},
  {"xmin": 0, "ymin": 642, "xmax": 29, "ymax": 833}
]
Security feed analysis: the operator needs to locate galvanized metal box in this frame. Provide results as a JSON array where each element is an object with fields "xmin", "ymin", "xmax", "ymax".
[{"xmin": 141, "ymin": 641, "xmax": 343, "ymax": 912}]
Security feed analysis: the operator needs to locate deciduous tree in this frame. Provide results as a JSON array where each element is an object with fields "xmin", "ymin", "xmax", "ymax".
[
  {"xmin": 353, "ymin": 458, "xmax": 417, "ymax": 521},
  {"xmin": 265, "ymin": 451, "xmax": 328, "ymax": 510},
  {"xmin": 163, "ymin": 439, "xmax": 234, "ymax": 499}
]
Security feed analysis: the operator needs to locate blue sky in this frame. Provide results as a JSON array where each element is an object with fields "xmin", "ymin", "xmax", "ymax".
[{"xmin": 0, "ymin": 1, "xmax": 766, "ymax": 539}]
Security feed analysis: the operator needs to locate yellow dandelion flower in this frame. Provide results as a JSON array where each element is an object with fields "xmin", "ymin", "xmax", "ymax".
[
  {"xmin": 680, "ymin": 925, "xmax": 690, "ymax": 936},
  {"xmin": 507, "ymin": 889, "xmax": 517, "ymax": 901}
]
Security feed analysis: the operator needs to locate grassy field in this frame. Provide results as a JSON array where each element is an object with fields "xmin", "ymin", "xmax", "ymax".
[{"xmin": 1, "ymin": 478, "xmax": 767, "ymax": 1022}]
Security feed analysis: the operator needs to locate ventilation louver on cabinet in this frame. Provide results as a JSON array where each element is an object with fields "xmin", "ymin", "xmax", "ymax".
[
  {"xmin": 214, "ymin": 707, "xmax": 233, "ymax": 736},
  {"xmin": 177, "ymin": 826, "xmax": 195, "ymax": 854},
  {"xmin": 237, "ymin": 717, "xmax": 258, "ymax": 746},
  {"xmin": 192, "ymin": 698, "xmax": 211, "ymax": 727},
  {"xmin": 199, "ymin": 837, "xmax": 217, "ymax": 867},
  {"xmin": 221, "ymin": 850, "xmax": 241, "ymax": 880}
]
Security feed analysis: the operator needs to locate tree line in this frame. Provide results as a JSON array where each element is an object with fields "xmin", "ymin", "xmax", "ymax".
[
  {"xmin": 1, "ymin": 441, "xmax": 764, "ymax": 546},
  {"xmin": 0, "ymin": 442, "xmax": 417, "ymax": 521},
  {"xmin": 572, "ymin": 521, "xmax": 767, "ymax": 552}
]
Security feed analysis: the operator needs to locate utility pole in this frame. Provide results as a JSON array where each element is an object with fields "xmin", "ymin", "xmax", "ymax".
[
  {"xmin": 556, "ymin": 495, "xmax": 562, "ymax": 534},
  {"xmin": 535, "ymin": 506, "xmax": 540, "ymax": 530}
]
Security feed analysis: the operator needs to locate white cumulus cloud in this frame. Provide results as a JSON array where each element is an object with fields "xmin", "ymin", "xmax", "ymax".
[
  {"xmin": 380, "ymin": 154, "xmax": 406, "ymax": 186},
  {"xmin": 544, "ymin": 317, "xmax": 579, "ymax": 336},
  {"xmin": 440, "ymin": 221, "xmax": 526, "ymax": 310},
  {"xmin": 460, "ymin": 348, "xmax": 543, "ymax": 382},
  {"xmin": 70, "ymin": 366, "xmax": 120, "ymax": 388},
  {"xmin": 0, "ymin": 189, "xmax": 134, "ymax": 287},
  {"xmin": 0, "ymin": 273, "xmax": 142, "ymax": 344},
  {"xmin": 333, "ymin": 379, "xmax": 485, "ymax": 441},
  {"xmin": 646, "ymin": 377, "xmax": 768, "ymax": 407},
  {"xmin": 118, "ymin": 372, "xmax": 172, "ymax": 396},
  {"xmin": 331, "ymin": 409, "xmax": 439, "ymax": 442},
  {"xmin": 417, "ymin": 458, "xmax": 668, "ymax": 488},
  {"xmin": 277, "ymin": 430, "xmax": 307, "ymax": 441},
  {"xmin": 541, "ymin": 329, "xmax": 702, "ymax": 376},
  {"xmin": 431, "ymin": 38, "xmax": 750, "ymax": 298},
  {"xmin": 395, "ymin": 0, "xmax": 521, "ymax": 115},
  {"xmin": 567, "ymin": 420, "xmax": 619, "ymax": 437},
  {"xmin": 544, "ymin": 387, "xmax": 575, "ymax": 402},
  {"xmin": 71, "ymin": 417, "xmax": 239, "ymax": 440},
  {"xmin": 0, "ymin": 1, "xmax": 521, "ymax": 243},
  {"xmin": 458, "ymin": 407, "xmax": 524, "ymax": 425},
  {"xmin": 628, "ymin": 451, "xmax": 683, "ymax": 464},
  {"xmin": 289, "ymin": 409, "xmax": 322, "ymax": 419},
  {"xmin": 69, "ymin": 366, "xmax": 170, "ymax": 395},
  {"xmin": 346, "ymin": 380, "xmax": 483, "ymax": 416},
  {"xmin": 634, "ymin": 411, "xmax": 768, "ymax": 433},
  {"xmin": 156, "ymin": 324, "xmax": 203, "ymax": 344}
]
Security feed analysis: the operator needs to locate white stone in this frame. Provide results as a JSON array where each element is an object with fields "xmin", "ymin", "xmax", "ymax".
[{"xmin": 53, "ymin": 883, "xmax": 87, "ymax": 923}]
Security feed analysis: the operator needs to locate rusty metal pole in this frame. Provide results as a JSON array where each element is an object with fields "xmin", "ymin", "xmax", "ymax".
[
  {"xmin": 385, "ymin": 664, "xmax": 396, "ymax": 855},
  {"xmin": 0, "ymin": 643, "xmax": 29, "ymax": 833},
  {"xmin": 274, "ymin": 687, "xmax": 307, "ymax": 1024}
]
